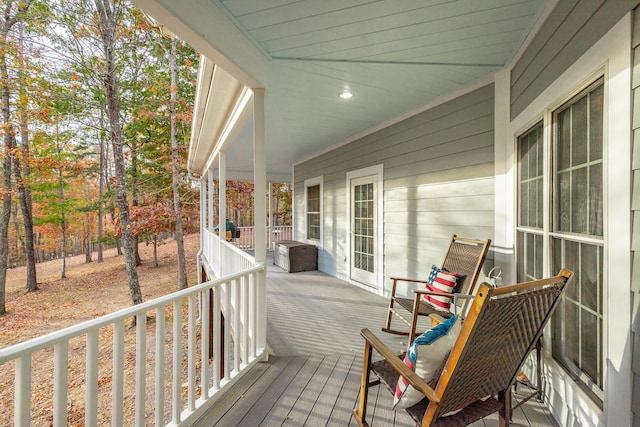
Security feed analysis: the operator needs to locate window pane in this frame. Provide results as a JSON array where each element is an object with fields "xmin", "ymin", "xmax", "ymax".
[
  {"xmin": 571, "ymin": 167, "xmax": 588, "ymax": 233},
  {"xmin": 572, "ymin": 95, "xmax": 588, "ymax": 166},
  {"xmin": 581, "ymin": 243, "xmax": 601, "ymax": 312},
  {"xmin": 581, "ymin": 309, "xmax": 599, "ymax": 384},
  {"xmin": 564, "ymin": 240, "xmax": 579, "ymax": 301},
  {"xmin": 589, "ymin": 84, "xmax": 604, "ymax": 162},
  {"xmin": 564, "ymin": 300, "xmax": 579, "ymax": 366},
  {"xmin": 517, "ymin": 122, "xmax": 543, "ymax": 229},
  {"xmin": 557, "ymin": 108, "xmax": 571, "ymax": 170},
  {"xmin": 557, "ymin": 170, "xmax": 571, "ymax": 232},
  {"xmin": 589, "ymin": 163, "xmax": 603, "ymax": 236}
]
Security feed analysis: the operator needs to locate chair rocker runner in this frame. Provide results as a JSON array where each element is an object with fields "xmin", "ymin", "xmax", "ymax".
[
  {"xmin": 383, "ymin": 235, "xmax": 491, "ymax": 342},
  {"xmin": 354, "ymin": 269, "xmax": 573, "ymax": 427}
]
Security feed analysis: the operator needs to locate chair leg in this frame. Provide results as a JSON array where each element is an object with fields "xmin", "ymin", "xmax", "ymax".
[
  {"xmin": 353, "ymin": 340, "xmax": 373, "ymax": 427},
  {"xmin": 535, "ymin": 336, "xmax": 542, "ymax": 401},
  {"xmin": 410, "ymin": 293, "xmax": 421, "ymax": 344},
  {"xmin": 383, "ymin": 279, "xmax": 399, "ymax": 332},
  {"xmin": 498, "ymin": 389, "xmax": 511, "ymax": 427}
]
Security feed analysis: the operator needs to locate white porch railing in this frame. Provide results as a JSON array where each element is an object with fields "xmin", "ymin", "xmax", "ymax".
[
  {"xmin": 234, "ymin": 225, "xmax": 293, "ymax": 250},
  {"xmin": 0, "ymin": 264, "xmax": 266, "ymax": 426}
]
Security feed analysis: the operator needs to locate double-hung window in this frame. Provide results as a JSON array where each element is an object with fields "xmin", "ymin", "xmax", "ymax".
[
  {"xmin": 516, "ymin": 77, "xmax": 604, "ymax": 403},
  {"xmin": 304, "ymin": 177, "xmax": 322, "ymax": 242}
]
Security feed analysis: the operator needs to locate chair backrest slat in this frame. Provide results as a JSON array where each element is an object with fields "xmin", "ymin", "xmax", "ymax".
[{"xmin": 440, "ymin": 235, "xmax": 491, "ymax": 297}]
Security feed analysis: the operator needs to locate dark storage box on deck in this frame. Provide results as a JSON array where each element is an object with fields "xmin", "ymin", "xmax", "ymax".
[{"xmin": 273, "ymin": 240, "xmax": 318, "ymax": 273}]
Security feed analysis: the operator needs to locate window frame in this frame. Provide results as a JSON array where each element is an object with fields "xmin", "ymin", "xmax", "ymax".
[
  {"xmin": 515, "ymin": 78, "xmax": 606, "ymax": 403},
  {"xmin": 304, "ymin": 176, "xmax": 323, "ymax": 245},
  {"xmin": 503, "ymin": 16, "xmax": 632, "ymax": 425}
]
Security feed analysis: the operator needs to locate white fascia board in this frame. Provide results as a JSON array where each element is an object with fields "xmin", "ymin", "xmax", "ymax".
[{"xmin": 131, "ymin": 0, "xmax": 269, "ymax": 88}]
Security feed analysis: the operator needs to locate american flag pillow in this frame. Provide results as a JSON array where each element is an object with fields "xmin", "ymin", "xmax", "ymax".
[
  {"xmin": 393, "ymin": 315, "xmax": 461, "ymax": 410},
  {"xmin": 423, "ymin": 270, "xmax": 458, "ymax": 311}
]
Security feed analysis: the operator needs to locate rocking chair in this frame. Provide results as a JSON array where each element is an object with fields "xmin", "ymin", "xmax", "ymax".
[
  {"xmin": 354, "ymin": 269, "xmax": 572, "ymax": 427},
  {"xmin": 383, "ymin": 235, "xmax": 491, "ymax": 342}
]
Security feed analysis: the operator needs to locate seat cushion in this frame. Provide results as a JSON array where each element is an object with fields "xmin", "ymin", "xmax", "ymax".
[{"xmin": 393, "ymin": 315, "xmax": 462, "ymax": 410}]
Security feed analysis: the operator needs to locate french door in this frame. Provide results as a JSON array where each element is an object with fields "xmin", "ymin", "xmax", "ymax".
[{"xmin": 350, "ymin": 175, "xmax": 377, "ymax": 286}]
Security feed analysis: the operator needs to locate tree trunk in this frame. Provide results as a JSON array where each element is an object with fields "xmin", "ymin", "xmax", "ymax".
[
  {"xmin": 97, "ymin": 111, "xmax": 105, "ymax": 262},
  {"xmin": 153, "ymin": 234, "xmax": 158, "ymax": 268},
  {"xmin": 57, "ymin": 131, "xmax": 66, "ymax": 279},
  {"xmin": 0, "ymin": 25, "xmax": 13, "ymax": 314},
  {"xmin": 130, "ymin": 145, "xmax": 141, "ymax": 266},
  {"xmin": 16, "ymin": 22, "xmax": 37, "ymax": 291},
  {"xmin": 170, "ymin": 38, "xmax": 187, "ymax": 290},
  {"xmin": 94, "ymin": 0, "xmax": 142, "ymax": 306},
  {"xmin": 83, "ymin": 175, "xmax": 92, "ymax": 263}
]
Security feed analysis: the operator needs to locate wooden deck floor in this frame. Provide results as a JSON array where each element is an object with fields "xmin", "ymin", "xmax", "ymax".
[{"xmin": 194, "ymin": 261, "xmax": 559, "ymax": 427}]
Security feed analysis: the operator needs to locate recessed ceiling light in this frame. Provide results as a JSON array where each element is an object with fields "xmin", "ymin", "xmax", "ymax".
[{"xmin": 339, "ymin": 91, "xmax": 353, "ymax": 99}]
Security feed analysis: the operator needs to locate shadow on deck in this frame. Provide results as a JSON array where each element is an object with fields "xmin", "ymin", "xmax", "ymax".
[{"xmin": 194, "ymin": 258, "xmax": 559, "ymax": 426}]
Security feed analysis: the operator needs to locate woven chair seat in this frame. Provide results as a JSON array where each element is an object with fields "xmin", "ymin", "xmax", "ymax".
[
  {"xmin": 393, "ymin": 296, "xmax": 455, "ymax": 319},
  {"xmin": 370, "ymin": 357, "xmax": 502, "ymax": 427}
]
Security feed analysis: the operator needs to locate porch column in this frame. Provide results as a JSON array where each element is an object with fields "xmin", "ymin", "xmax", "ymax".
[
  {"xmin": 268, "ymin": 182, "xmax": 273, "ymax": 247},
  {"xmin": 198, "ymin": 174, "xmax": 205, "ymax": 284},
  {"xmin": 253, "ymin": 88, "xmax": 267, "ymax": 357},
  {"xmin": 207, "ymin": 168, "xmax": 214, "ymax": 274},
  {"xmin": 207, "ymin": 169, "xmax": 214, "ymax": 232},
  {"xmin": 218, "ymin": 152, "xmax": 226, "ymax": 276}
]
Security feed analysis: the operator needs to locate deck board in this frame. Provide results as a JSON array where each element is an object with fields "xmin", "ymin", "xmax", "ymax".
[{"xmin": 195, "ymin": 258, "xmax": 559, "ymax": 426}]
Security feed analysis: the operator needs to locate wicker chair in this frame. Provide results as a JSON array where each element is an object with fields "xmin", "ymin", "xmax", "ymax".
[
  {"xmin": 354, "ymin": 269, "xmax": 573, "ymax": 427},
  {"xmin": 383, "ymin": 235, "xmax": 491, "ymax": 342}
]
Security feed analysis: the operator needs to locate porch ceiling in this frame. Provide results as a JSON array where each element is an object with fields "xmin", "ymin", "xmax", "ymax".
[{"xmin": 133, "ymin": 0, "xmax": 551, "ymax": 180}]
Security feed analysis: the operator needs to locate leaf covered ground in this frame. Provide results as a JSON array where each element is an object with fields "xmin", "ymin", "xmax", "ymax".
[{"xmin": 0, "ymin": 233, "xmax": 200, "ymax": 425}]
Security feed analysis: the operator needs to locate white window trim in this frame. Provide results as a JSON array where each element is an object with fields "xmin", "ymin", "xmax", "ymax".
[
  {"xmin": 345, "ymin": 164, "xmax": 384, "ymax": 295},
  {"xmin": 497, "ymin": 14, "xmax": 631, "ymax": 427},
  {"xmin": 303, "ymin": 176, "xmax": 323, "ymax": 247}
]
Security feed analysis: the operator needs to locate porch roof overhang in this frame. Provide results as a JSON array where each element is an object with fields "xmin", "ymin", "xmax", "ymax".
[{"xmin": 132, "ymin": 0, "xmax": 554, "ymax": 182}]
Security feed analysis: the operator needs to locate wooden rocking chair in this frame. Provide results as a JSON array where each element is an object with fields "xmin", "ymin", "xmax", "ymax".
[
  {"xmin": 383, "ymin": 235, "xmax": 491, "ymax": 342},
  {"xmin": 354, "ymin": 269, "xmax": 572, "ymax": 427}
]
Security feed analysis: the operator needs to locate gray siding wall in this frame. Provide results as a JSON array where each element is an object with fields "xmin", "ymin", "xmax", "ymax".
[
  {"xmin": 511, "ymin": 0, "xmax": 639, "ymax": 119},
  {"xmin": 513, "ymin": 1, "xmax": 640, "ymax": 424},
  {"xmin": 632, "ymin": 11, "xmax": 640, "ymax": 427},
  {"xmin": 294, "ymin": 84, "xmax": 495, "ymax": 294}
]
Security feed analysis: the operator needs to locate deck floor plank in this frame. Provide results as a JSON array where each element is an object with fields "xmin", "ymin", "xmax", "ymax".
[{"xmin": 195, "ymin": 259, "xmax": 560, "ymax": 427}]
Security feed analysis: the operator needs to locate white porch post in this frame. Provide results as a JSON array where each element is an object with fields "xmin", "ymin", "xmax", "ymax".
[
  {"xmin": 218, "ymin": 152, "xmax": 226, "ymax": 276},
  {"xmin": 207, "ymin": 168, "xmax": 214, "ymax": 273},
  {"xmin": 207, "ymin": 169, "xmax": 214, "ymax": 232},
  {"xmin": 252, "ymin": 88, "xmax": 267, "ymax": 356},
  {"xmin": 268, "ymin": 182, "xmax": 273, "ymax": 247},
  {"xmin": 198, "ymin": 175, "xmax": 205, "ymax": 284}
]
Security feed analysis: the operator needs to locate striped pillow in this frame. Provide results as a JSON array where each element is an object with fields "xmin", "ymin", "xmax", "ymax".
[
  {"xmin": 423, "ymin": 270, "xmax": 458, "ymax": 312},
  {"xmin": 393, "ymin": 315, "xmax": 461, "ymax": 409}
]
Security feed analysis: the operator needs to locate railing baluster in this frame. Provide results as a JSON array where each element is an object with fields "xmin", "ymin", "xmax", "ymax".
[
  {"xmin": 233, "ymin": 279, "xmax": 240, "ymax": 373},
  {"xmin": 135, "ymin": 313, "xmax": 147, "ymax": 427},
  {"xmin": 242, "ymin": 275, "xmax": 249, "ymax": 366},
  {"xmin": 201, "ymin": 290, "xmax": 210, "ymax": 399},
  {"xmin": 14, "ymin": 353, "xmax": 32, "ymax": 427},
  {"xmin": 53, "ymin": 341, "xmax": 69, "ymax": 427},
  {"xmin": 224, "ymin": 282, "xmax": 231, "ymax": 380},
  {"xmin": 86, "ymin": 330, "xmax": 99, "ymax": 427},
  {"xmin": 112, "ymin": 320, "xmax": 124, "ymax": 426},
  {"xmin": 213, "ymin": 286, "xmax": 221, "ymax": 390},
  {"xmin": 172, "ymin": 300, "xmax": 182, "ymax": 424},
  {"xmin": 250, "ymin": 272, "xmax": 256, "ymax": 359},
  {"xmin": 188, "ymin": 294, "xmax": 197, "ymax": 411},
  {"xmin": 155, "ymin": 306, "xmax": 166, "ymax": 427}
]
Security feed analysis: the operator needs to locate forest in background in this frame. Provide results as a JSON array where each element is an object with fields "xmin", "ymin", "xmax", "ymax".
[{"xmin": 0, "ymin": 0, "xmax": 201, "ymax": 313}]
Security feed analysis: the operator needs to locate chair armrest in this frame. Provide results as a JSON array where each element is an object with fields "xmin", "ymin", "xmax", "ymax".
[
  {"xmin": 390, "ymin": 277, "xmax": 429, "ymax": 285},
  {"xmin": 360, "ymin": 328, "xmax": 439, "ymax": 403},
  {"xmin": 412, "ymin": 289, "xmax": 454, "ymax": 298},
  {"xmin": 429, "ymin": 314, "xmax": 446, "ymax": 326}
]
